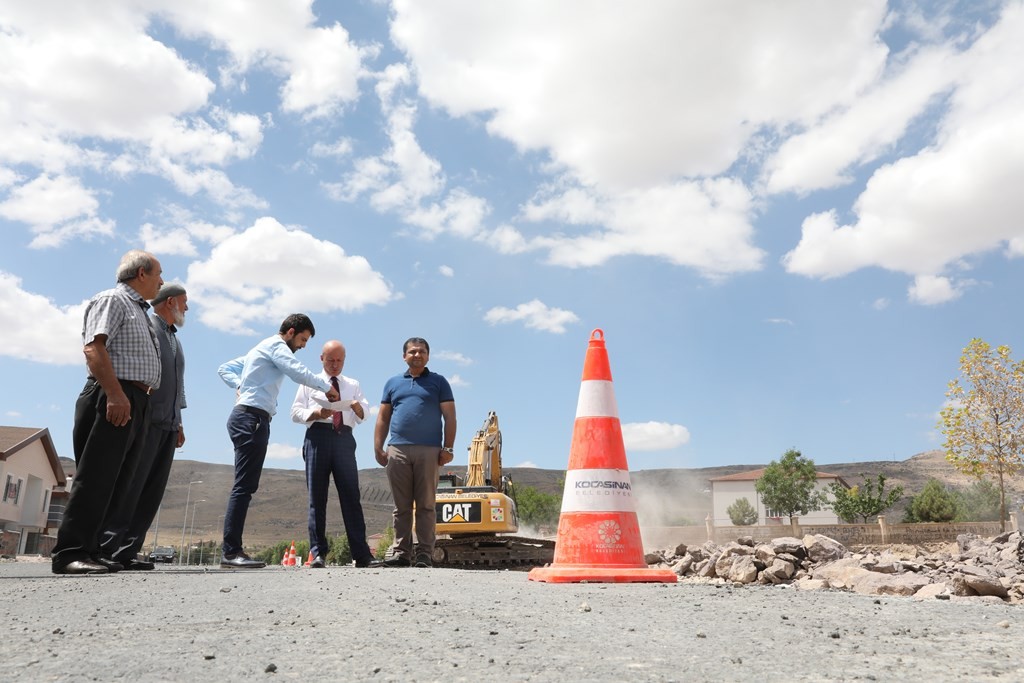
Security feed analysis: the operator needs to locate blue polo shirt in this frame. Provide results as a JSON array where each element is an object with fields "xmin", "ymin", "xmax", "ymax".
[{"xmin": 380, "ymin": 367, "xmax": 454, "ymax": 446}]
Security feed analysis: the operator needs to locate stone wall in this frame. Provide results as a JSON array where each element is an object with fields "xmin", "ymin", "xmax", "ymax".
[
  {"xmin": 643, "ymin": 519, "xmax": 1008, "ymax": 549},
  {"xmin": 1, "ymin": 529, "xmax": 20, "ymax": 556}
]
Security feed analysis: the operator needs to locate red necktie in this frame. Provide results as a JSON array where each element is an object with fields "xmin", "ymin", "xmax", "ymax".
[{"xmin": 330, "ymin": 376, "xmax": 343, "ymax": 432}]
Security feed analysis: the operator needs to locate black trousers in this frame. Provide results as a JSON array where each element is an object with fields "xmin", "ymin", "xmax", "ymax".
[
  {"xmin": 304, "ymin": 422, "xmax": 374, "ymax": 563},
  {"xmin": 99, "ymin": 424, "xmax": 177, "ymax": 562},
  {"xmin": 52, "ymin": 379, "xmax": 151, "ymax": 569}
]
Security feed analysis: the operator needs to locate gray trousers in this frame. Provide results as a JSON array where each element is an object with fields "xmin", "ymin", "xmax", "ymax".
[{"xmin": 385, "ymin": 444, "xmax": 440, "ymax": 559}]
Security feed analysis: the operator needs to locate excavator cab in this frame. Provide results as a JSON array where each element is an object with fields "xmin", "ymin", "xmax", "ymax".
[{"xmin": 432, "ymin": 412, "xmax": 554, "ymax": 567}]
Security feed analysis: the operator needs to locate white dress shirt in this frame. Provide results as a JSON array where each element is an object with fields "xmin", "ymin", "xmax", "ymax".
[{"xmin": 290, "ymin": 371, "xmax": 369, "ymax": 428}]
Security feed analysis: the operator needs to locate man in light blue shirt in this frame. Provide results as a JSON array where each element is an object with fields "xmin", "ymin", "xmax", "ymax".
[{"xmin": 217, "ymin": 313, "xmax": 339, "ymax": 568}]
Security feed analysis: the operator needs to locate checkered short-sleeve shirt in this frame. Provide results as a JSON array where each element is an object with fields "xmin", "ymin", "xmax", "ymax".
[{"xmin": 82, "ymin": 283, "xmax": 161, "ymax": 387}]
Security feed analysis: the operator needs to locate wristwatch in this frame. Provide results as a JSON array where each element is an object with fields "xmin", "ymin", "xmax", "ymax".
[{"xmin": 441, "ymin": 447, "xmax": 454, "ymax": 454}]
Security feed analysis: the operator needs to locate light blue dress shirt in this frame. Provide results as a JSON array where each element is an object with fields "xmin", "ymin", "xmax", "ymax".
[{"xmin": 218, "ymin": 335, "xmax": 331, "ymax": 416}]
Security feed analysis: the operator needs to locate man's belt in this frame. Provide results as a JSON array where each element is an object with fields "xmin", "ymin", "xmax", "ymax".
[
  {"xmin": 309, "ymin": 421, "xmax": 351, "ymax": 432},
  {"xmin": 126, "ymin": 380, "xmax": 154, "ymax": 395},
  {"xmin": 104, "ymin": 378, "xmax": 153, "ymax": 395},
  {"xmin": 239, "ymin": 405, "xmax": 271, "ymax": 421}
]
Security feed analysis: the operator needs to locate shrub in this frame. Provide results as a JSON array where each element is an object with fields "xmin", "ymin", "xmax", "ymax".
[
  {"xmin": 904, "ymin": 479, "xmax": 958, "ymax": 522},
  {"xmin": 726, "ymin": 497, "xmax": 758, "ymax": 526}
]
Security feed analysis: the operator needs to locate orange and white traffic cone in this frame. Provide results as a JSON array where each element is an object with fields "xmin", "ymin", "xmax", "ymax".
[
  {"xmin": 529, "ymin": 329, "xmax": 677, "ymax": 584},
  {"xmin": 304, "ymin": 551, "xmax": 313, "ymax": 568},
  {"xmin": 285, "ymin": 541, "xmax": 297, "ymax": 567}
]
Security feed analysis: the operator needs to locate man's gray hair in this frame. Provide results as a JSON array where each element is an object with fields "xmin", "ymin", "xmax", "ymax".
[{"xmin": 116, "ymin": 250, "xmax": 156, "ymax": 283}]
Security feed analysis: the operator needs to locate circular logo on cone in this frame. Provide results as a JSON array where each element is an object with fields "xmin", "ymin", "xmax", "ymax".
[{"xmin": 597, "ymin": 520, "xmax": 622, "ymax": 545}]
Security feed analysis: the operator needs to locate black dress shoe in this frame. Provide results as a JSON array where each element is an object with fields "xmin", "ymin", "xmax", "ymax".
[
  {"xmin": 382, "ymin": 556, "xmax": 411, "ymax": 568},
  {"xmin": 310, "ymin": 555, "xmax": 325, "ymax": 568},
  {"xmin": 94, "ymin": 556, "xmax": 123, "ymax": 573},
  {"xmin": 121, "ymin": 559, "xmax": 155, "ymax": 571},
  {"xmin": 220, "ymin": 554, "xmax": 266, "ymax": 569},
  {"xmin": 354, "ymin": 558, "xmax": 382, "ymax": 568},
  {"xmin": 53, "ymin": 560, "xmax": 109, "ymax": 575},
  {"xmin": 414, "ymin": 555, "xmax": 433, "ymax": 568}
]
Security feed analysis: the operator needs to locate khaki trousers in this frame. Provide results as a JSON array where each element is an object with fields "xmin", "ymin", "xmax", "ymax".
[{"xmin": 385, "ymin": 444, "xmax": 440, "ymax": 559}]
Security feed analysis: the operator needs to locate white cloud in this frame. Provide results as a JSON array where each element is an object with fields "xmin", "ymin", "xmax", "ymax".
[
  {"xmin": 907, "ymin": 275, "xmax": 965, "ymax": 305},
  {"xmin": 0, "ymin": 175, "xmax": 114, "ymax": 248},
  {"xmin": 140, "ymin": 216, "xmax": 237, "ymax": 258},
  {"xmin": 265, "ymin": 442, "xmax": 301, "ymax": 461},
  {"xmin": 517, "ymin": 179, "xmax": 763, "ymax": 276},
  {"xmin": 149, "ymin": 0, "xmax": 369, "ymax": 120},
  {"xmin": 511, "ymin": 461, "xmax": 538, "ymax": 469},
  {"xmin": 782, "ymin": 5, "xmax": 1024, "ymax": 295},
  {"xmin": 621, "ymin": 422, "xmax": 692, "ymax": 451},
  {"xmin": 311, "ymin": 139, "xmax": 354, "ymax": 159},
  {"xmin": 447, "ymin": 374, "xmax": 469, "ymax": 388},
  {"xmin": 484, "ymin": 299, "xmax": 579, "ymax": 334},
  {"xmin": 332, "ymin": 64, "xmax": 491, "ymax": 241},
  {"xmin": 392, "ymin": 2, "xmax": 888, "ymax": 190},
  {"xmin": 434, "ymin": 351, "xmax": 473, "ymax": 366},
  {"xmin": 872, "ymin": 298, "xmax": 890, "ymax": 310},
  {"xmin": 765, "ymin": 318, "xmax": 794, "ymax": 326},
  {"xmin": 186, "ymin": 217, "xmax": 394, "ymax": 333},
  {"xmin": 438, "ymin": 265, "xmax": 454, "ymax": 277},
  {"xmin": 0, "ymin": 2, "xmax": 370, "ymax": 238},
  {"xmin": 762, "ymin": 46, "xmax": 960, "ymax": 195},
  {"xmin": 0, "ymin": 272, "xmax": 87, "ymax": 365}
]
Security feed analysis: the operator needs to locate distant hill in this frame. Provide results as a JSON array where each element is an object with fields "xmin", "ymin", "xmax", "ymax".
[{"xmin": 59, "ymin": 450, "xmax": 1024, "ymax": 550}]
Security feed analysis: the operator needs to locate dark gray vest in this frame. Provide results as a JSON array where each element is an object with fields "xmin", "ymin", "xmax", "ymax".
[{"xmin": 149, "ymin": 314, "xmax": 185, "ymax": 431}]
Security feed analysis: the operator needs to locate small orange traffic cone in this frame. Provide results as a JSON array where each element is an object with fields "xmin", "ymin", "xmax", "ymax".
[
  {"xmin": 285, "ymin": 541, "xmax": 297, "ymax": 567},
  {"xmin": 304, "ymin": 551, "xmax": 313, "ymax": 568},
  {"xmin": 529, "ymin": 329, "xmax": 677, "ymax": 584}
]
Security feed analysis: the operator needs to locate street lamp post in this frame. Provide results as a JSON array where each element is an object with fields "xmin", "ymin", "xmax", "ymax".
[
  {"xmin": 179, "ymin": 480, "xmax": 202, "ymax": 565},
  {"xmin": 186, "ymin": 500, "xmax": 205, "ymax": 565}
]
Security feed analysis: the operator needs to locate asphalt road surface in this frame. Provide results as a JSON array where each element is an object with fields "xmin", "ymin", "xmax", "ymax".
[{"xmin": 1, "ymin": 559, "xmax": 1021, "ymax": 682}]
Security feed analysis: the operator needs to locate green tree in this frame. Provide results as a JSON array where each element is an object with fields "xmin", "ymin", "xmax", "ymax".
[
  {"xmin": 955, "ymin": 479, "xmax": 1002, "ymax": 522},
  {"xmin": 904, "ymin": 479, "xmax": 959, "ymax": 522},
  {"xmin": 827, "ymin": 473, "xmax": 904, "ymax": 523},
  {"xmin": 754, "ymin": 448, "xmax": 824, "ymax": 523},
  {"xmin": 514, "ymin": 485, "xmax": 562, "ymax": 528},
  {"xmin": 940, "ymin": 338, "xmax": 1024, "ymax": 532},
  {"xmin": 375, "ymin": 526, "xmax": 395, "ymax": 560},
  {"xmin": 326, "ymin": 533, "xmax": 351, "ymax": 566},
  {"xmin": 726, "ymin": 497, "xmax": 758, "ymax": 526}
]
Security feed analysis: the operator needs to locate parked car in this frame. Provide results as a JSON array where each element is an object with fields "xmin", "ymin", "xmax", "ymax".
[{"xmin": 149, "ymin": 546, "xmax": 176, "ymax": 563}]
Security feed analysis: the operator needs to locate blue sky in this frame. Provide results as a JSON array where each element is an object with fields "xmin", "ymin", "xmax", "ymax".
[{"xmin": 2, "ymin": 1, "xmax": 1023, "ymax": 474}]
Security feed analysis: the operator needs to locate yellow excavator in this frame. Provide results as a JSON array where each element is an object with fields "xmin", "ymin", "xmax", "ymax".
[{"xmin": 432, "ymin": 412, "xmax": 555, "ymax": 567}]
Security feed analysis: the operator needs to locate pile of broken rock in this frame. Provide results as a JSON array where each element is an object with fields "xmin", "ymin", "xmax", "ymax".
[{"xmin": 645, "ymin": 531, "xmax": 1024, "ymax": 603}]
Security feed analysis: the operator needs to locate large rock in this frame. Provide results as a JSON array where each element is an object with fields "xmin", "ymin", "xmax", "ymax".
[
  {"xmin": 803, "ymin": 534, "xmax": 846, "ymax": 563},
  {"xmin": 671, "ymin": 555, "xmax": 693, "ymax": 576},
  {"xmin": 763, "ymin": 558, "xmax": 796, "ymax": 584},
  {"xmin": 727, "ymin": 555, "xmax": 759, "ymax": 584},
  {"xmin": 714, "ymin": 542, "xmax": 752, "ymax": 577},
  {"xmin": 962, "ymin": 574, "xmax": 1009, "ymax": 598},
  {"xmin": 770, "ymin": 537, "xmax": 805, "ymax": 557}
]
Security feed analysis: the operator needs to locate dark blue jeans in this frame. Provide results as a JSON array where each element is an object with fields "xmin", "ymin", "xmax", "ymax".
[
  {"xmin": 223, "ymin": 405, "xmax": 270, "ymax": 557},
  {"xmin": 304, "ymin": 423, "xmax": 373, "ymax": 562}
]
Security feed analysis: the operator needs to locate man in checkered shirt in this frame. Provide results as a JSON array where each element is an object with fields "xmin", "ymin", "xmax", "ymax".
[{"xmin": 51, "ymin": 250, "xmax": 164, "ymax": 575}]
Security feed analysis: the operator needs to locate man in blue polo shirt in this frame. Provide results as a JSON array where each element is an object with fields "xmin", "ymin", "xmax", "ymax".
[
  {"xmin": 374, "ymin": 337, "xmax": 457, "ymax": 568},
  {"xmin": 217, "ymin": 313, "xmax": 339, "ymax": 568}
]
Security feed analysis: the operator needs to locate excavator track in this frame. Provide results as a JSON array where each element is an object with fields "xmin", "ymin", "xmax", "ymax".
[{"xmin": 433, "ymin": 535, "xmax": 555, "ymax": 568}]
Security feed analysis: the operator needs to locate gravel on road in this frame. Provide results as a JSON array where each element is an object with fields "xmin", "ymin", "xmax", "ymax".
[{"xmin": 1, "ymin": 561, "xmax": 1021, "ymax": 682}]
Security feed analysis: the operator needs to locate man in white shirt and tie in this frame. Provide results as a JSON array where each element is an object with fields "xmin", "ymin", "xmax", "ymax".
[{"xmin": 291, "ymin": 340, "xmax": 380, "ymax": 568}]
